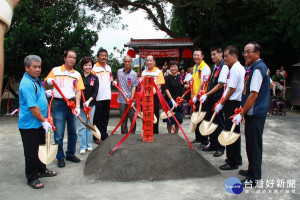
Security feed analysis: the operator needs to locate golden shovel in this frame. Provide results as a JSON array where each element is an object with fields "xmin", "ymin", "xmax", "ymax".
[
  {"xmin": 38, "ymin": 128, "xmax": 58, "ymax": 165},
  {"xmin": 88, "ymin": 118, "xmax": 101, "ymax": 140},
  {"xmin": 191, "ymin": 100, "xmax": 206, "ymax": 124},
  {"xmin": 132, "ymin": 106, "xmax": 143, "ymax": 118},
  {"xmin": 77, "ymin": 115, "xmax": 101, "ymax": 140},
  {"xmin": 80, "ymin": 91, "xmax": 101, "ymax": 140},
  {"xmin": 218, "ymin": 122, "xmax": 240, "ymax": 146},
  {"xmin": 189, "ymin": 120, "xmax": 197, "ymax": 133},
  {"xmin": 199, "ymin": 111, "xmax": 218, "ymax": 136}
]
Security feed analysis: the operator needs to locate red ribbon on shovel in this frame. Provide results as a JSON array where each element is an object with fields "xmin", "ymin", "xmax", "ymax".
[
  {"xmin": 52, "ymin": 81, "xmax": 76, "ymax": 114},
  {"xmin": 81, "ymin": 90, "xmax": 92, "ymax": 120},
  {"xmin": 229, "ymin": 107, "xmax": 244, "ymax": 123}
]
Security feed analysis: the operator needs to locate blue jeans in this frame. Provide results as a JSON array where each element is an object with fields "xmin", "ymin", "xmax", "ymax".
[
  {"xmin": 53, "ymin": 99, "xmax": 77, "ymax": 159},
  {"xmin": 77, "ymin": 105, "xmax": 95, "ymax": 150}
]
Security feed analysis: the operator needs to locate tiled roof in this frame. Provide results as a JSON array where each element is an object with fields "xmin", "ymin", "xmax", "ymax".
[{"xmin": 124, "ymin": 38, "xmax": 193, "ymax": 48}]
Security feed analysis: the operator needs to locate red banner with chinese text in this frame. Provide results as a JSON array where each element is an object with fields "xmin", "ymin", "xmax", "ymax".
[
  {"xmin": 142, "ymin": 77, "xmax": 154, "ymax": 142},
  {"xmin": 139, "ymin": 48, "xmax": 179, "ymax": 58}
]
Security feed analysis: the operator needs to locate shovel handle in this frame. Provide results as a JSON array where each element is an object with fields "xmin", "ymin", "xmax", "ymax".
[
  {"xmin": 223, "ymin": 122, "xmax": 237, "ymax": 145},
  {"xmin": 198, "ymin": 100, "xmax": 203, "ymax": 114},
  {"xmin": 113, "ymin": 81, "xmax": 127, "ymax": 100},
  {"xmin": 46, "ymin": 128, "xmax": 51, "ymax": 153},
  {"xmin": 230, "ymin": 122, "xmax": 236, "ymax": 133},
  {"xmin": 52, "ymin": 80, "xmax": 69, "ymax": 103},
  {"xmin": 80, "ymin": 90, "xmax": 86, "ymax": 102},
  {"xmin": 208, "ymin": 111, "xmax": 217, "ymax": 126}
]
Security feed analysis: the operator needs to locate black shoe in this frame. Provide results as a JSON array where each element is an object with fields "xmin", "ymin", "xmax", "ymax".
[
  {"xmin": 239, "ymin": 170, "xmax": 249, "ymax": 177},
  {"xmin": 66, "ymin": 155, "xmax": 81, "ymax": 163},
  {"xmin": 241, "ymin": 178, "xmax": 256, "ymax": 187},
  {"xmin": 201, "ymin": 145, "xmax": 215, "ymax": 151},
  {"xmin": 225, "ymin": 159, "xmax": 243, "ymax": 166},
  {"xmin": 198, "ymin": 143, "xmax": 209, "ymax": 149},
  {"xmin": 57, "ymin": 159, "xmax": 65, "ymax": 168},
  {"xmin": 213, "ymin": 151, "xmax": 224, "ymax": 157},
  {"xmin": 191, "ymin": 139, "xmax": 201, "ymax": 144},
  {"xmin": 219, "ymin": 163, "xmax": 238, "ymax": 170}
]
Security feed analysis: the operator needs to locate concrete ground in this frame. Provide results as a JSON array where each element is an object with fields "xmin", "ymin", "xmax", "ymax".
[{"xmin": 0, "ymin": 109, "xmax": 299, "ymax": 200}]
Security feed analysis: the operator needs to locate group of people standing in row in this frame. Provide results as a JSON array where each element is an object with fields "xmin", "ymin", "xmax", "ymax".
[
  {"xmin": 114, "ymin": 41, "xmax": 270, "ymax": 188},
  {"xmin": 18, "ymin": 41, "xmax": 269, "ymax": 189}
]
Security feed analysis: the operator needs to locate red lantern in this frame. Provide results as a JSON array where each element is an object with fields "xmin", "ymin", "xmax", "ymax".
[
  {"xmin": 182, "ymin": 49, "xmax": 192, "ymax": 58},
  {"xmin": 127, "ymin": 49, "xmax": 136, "ymax": 58}
]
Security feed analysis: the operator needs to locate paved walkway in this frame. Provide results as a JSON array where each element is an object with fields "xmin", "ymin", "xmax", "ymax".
[{"xmin": 0, "ymin": 110, "xmax": 299, "ymax": 199}]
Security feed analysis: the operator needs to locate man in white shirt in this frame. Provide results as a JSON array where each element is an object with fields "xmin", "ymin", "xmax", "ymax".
[
  {"xmin": 215, "ymin": 45, "xmax": 246, "ymax": 170},
  {"xmin": 92, "ymin": 49, "xmax": 112, "ymax": 143}
]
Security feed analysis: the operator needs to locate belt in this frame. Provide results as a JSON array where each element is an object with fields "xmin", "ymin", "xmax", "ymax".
[
  {"xmin": 54, "ymin": 97, "xmax": 75, "ymax": 101},
  {"xmin": 227, "ymin": 100, "xmax": 240, "ymax": 103}
]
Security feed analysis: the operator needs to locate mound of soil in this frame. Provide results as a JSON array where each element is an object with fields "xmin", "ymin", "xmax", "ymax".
[{"xmin": 84, "ymin": 134, "xmax": 220, "ymax": 182}]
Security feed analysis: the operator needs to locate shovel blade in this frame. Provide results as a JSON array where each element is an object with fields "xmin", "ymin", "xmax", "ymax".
[
  {"xmin": 218, "ymin": 131, "xmax": 240, "ymax": 146},
  {"xmin": 218, "ymin": 130, "xmax": 230, "ymax": 146},
  {"xmin": 189, "ymin": 120, "xmax": 197, "ymax": 133},
  {"xmin": 38, "ymin": 144, "xmax": 58, "ymax": 165},
  {"xmin": 191, "ymin": 111, "xmax": 207, "ymax": 124},
  {"xmin": 153, "ymin": 115, "xmax": 157, "ymax": 124},
  {"xmin": 90, "ymin": 124, "xmax": 101, "ymax": 140},
  {"xmin": 226, "ymin": 132, "xmax": 241, "ymax": 146},
  {"xmin": 138, "ymin": 111, "xmax": 143, "ymax": 118},
  {"xmin": 191, "ymin": 112, "xmax": 198, "ymax": 124},
  {"xmin": 78, "ymin": 116, "xmax": 97, "ymax": 132},
  {"xmin": 199, "ymin": 120, "xmax": 218, "ymax": 136},
  {"xmin": 160, "ymin": 111, "xmax": 172, "ymax": 120}
]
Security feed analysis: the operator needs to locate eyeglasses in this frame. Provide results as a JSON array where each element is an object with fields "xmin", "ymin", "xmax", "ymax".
[{"xmin": 242, "ymin": 51, "xmax": 256, "ymax": 56}]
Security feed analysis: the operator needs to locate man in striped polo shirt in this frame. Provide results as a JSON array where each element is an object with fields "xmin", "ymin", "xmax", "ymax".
[
  {"xmin": 45, "ymin": 49, "xmax": 85, "ymax": 168},
  {"xmin": 116, "ymin": 55, "xmax": 139, "ymax": 134},
  {"xmin": 93, "ymin": 49, "xmax": 112, "ymax": 143}
]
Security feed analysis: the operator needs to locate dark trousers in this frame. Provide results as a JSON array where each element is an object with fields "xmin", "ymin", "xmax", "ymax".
[
  {"xmin": 245, "ymin": 115, "xmax": 266, "ymax": 181},
  {"xmin": 153, "ymin": 94, "xmax": 159, "ymax": 134},
  {"xmin": 94, "ymin": 100, "xmax": 110, "ymax": 141},
  {"xmin": 223, "ymin": 100, "xmax": 242, "ymax": 166},
  {"xmin": 195, "ymin": 101, "xmax": 209, "ymax": 145},
  {"xmin": 19, "ymin": 127, "xmax": 46, "ymax": 183},
  {"xmin": 203, "ymin": 101, "xmax": 225, "ymax": 152},
  {"xmin": 119, "ymin": 103, "xmax": 136, "ymax": 134}
]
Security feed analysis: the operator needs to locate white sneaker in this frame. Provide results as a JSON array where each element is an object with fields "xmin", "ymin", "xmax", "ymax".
[
  {"xmin": 87, "ymin": 147, "xmax": 93, "ymax": 152},
  {"xmin": 80, "ymin": 149, "xmax": 86, "ymax": 154}
]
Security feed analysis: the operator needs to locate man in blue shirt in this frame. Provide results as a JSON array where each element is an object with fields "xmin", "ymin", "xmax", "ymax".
[
  {"xmin": 19, "ymin": 55, "xmax": 57, "ymax": 189},
  {"xmin": 233, "ymin": 42, "xmax": 270, "ymax": 187}
]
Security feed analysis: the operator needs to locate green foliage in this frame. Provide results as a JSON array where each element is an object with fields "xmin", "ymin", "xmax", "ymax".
[
  {"xmin": 168, "ymin": 0, "xmax": 300, "ymax": 70},
  {"xmin": 279, "ymin": 0, "xmax": 300, "ymax": 48},
  {"xmin": 4, "ymin": 0, "xmax": 99, "ymax": 81},
  {"xmin": 86, "ymin": 0, "xmax": 300, "ymax": 71},
  {"xmin": 107, "ymin": 53, "xmax": 122, "ymax": 80}
]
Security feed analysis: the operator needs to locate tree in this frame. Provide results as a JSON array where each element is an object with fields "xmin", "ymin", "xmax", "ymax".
[
  {"xmin": 84, "ymin": 0, "xmax": 183, "ymax": 38},
  {"xmin": 4, "ymin": 0, "xmax": 108, "ymax": 81},
  {"xmin": 168, "ymin": 0, "xmax": 300, "ymax": 69},
  {"xmin": 85, "ymin": 0, "xmax": 300, "ymax": 69},
  {"xmin": 279, "ymin": 0, "xmax": 300, "ymax": 49}
]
